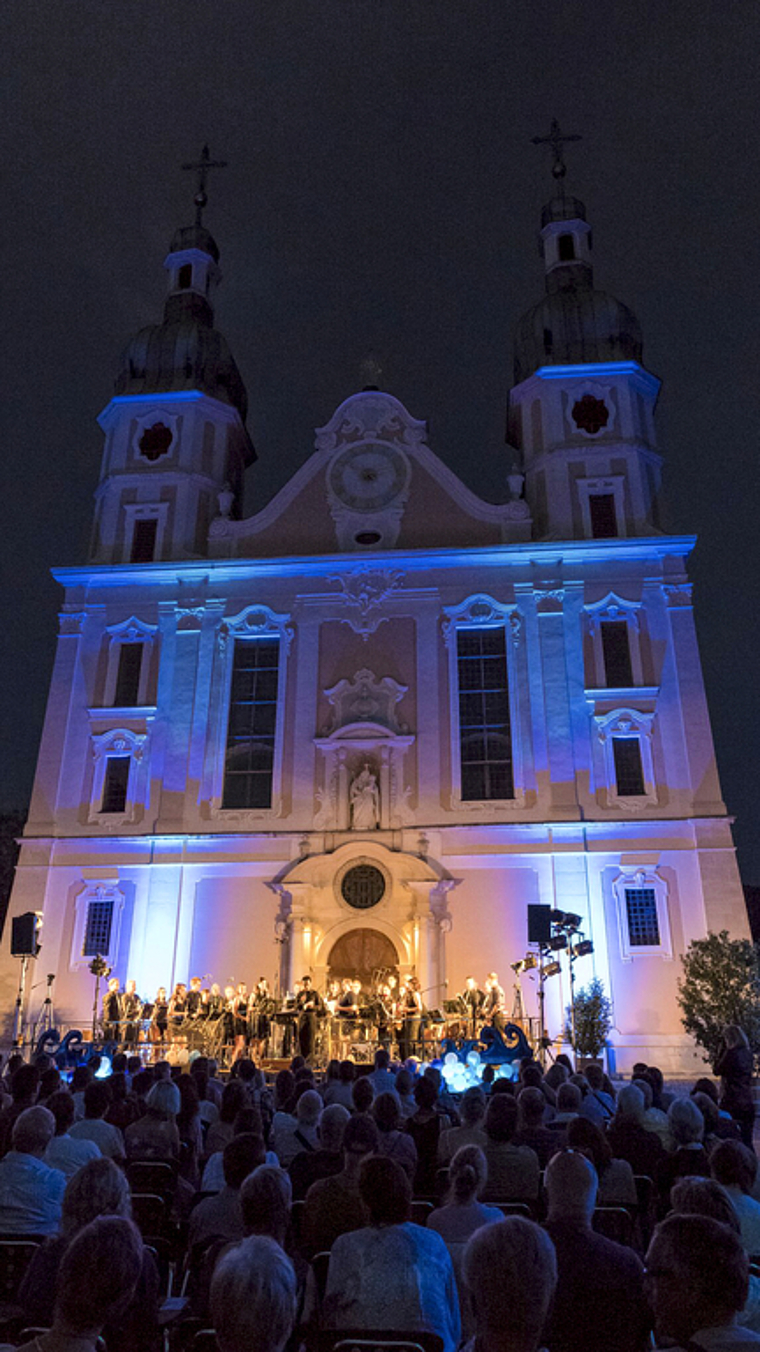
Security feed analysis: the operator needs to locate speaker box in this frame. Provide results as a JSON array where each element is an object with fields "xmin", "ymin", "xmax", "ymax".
[
  {"xmin": 527, "ymin": 904, "xmax": 552, "ymax": 946},
  {"xmin": 11, "ymin": 913, "xmax": 38, "ymax": 957}
]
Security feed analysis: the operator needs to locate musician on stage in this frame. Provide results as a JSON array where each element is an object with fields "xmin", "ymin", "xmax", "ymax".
[
  {"xmin": 483, "ymin": 970, "xmax": 506, "ymax": 1032},
  {"xmin": 249, "ymin": 977, "xmax": 273, "ymax": 1061},
  {"xmin": 231, "ymin": 982, "xmax": 249, "ymax": 1062},
  {"xmin": 207, "ymin": 983, "xmax": 225, "ymax": 1018},
  {"xmin": 295, "ymin": 975, "xmax": 323, "ymax": 1063},
  {"xmin": 186, "ymin": 976, "xmax": 203, "ymax": 1019},
  {"xmin": 102, "ymin": 976, "xmax": 122, "ymax": 1042},
  {"xmin": 168, "ymin": 981, "xmax": 188, "ymax": 1050},
  {"xmin": 122, "ymin": 979, "xmax": 143, "ymax": 1045},
  {"xmin": 398, "ymin": 975, "xmax": 423, "ymax": 1062},
  {"xmin": 150, "ymin": 985, "xmax": 169, "ymax": 1049},
  {"xmin": 460, "ymin": 975, "xmax": 485, "ymax": 1038},
  {"xmin": 375, "ymin": 980, "xmax": 395, "ymax": 1052}
]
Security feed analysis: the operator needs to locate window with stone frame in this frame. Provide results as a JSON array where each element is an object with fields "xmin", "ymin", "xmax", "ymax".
[
  {"xmin": 222, "ymin": 639, "xmax": 280, "ymax": 810},
  {"xmin": 456, "ymin": 627, "xmax": 514, "ymax": 801}
]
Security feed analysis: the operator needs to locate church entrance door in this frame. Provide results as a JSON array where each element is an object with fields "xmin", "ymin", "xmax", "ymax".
[{"xmin": 327, "ymin": 928, "xmax": 398, "ymax": 992}]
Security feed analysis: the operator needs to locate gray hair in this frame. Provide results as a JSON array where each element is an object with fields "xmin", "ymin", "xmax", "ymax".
[
  {"xmin": 146, "ymin": 1079, "xmax": 180, "ymax": 1119},
  {"xmin": 12, "ymin": 1105, "xmax": 55, "ymax": 1155},
  {"xmin": 319, "ymin": 1103, "xmax": 349, "ymax": 1152},
  {"xmin": 668, "ymin": 1096, "xmax": 704, "ymax": 1146},
  {"xmin": 211, "ymin": 1234, "xmax": 297, "ymax": 1352},
  {"xmin": 62, "ymin": 1156, "xmax": 132, "ymax": 1237},
  {"xmin": 615, "ymin": 1084, "xmax": 645, "ymax": 1124},
  {"xmin": 296, "ymin": 1090, "xmax": 322, "ymax": 1126},
  {"xmin": 464, "ymin": 1217, "xmax": 557, "ymax": 1342}
]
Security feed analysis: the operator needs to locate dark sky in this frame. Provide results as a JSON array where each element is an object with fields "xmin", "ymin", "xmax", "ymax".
[{"xmin": 3, "ymin": 2, "xmax": 759, "ymax": 877}]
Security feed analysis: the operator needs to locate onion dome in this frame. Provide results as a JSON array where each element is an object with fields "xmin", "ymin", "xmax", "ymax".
[
  {"xmin": 513, "ymin": 191, "xmax": 643, "ymax": 385},
  {"xmin": 114, "ymin": 223, "xmax": 248, "ymax": 419}
]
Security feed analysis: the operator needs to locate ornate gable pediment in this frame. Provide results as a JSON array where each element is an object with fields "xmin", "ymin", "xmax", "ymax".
[{"xmin": 323, "ymin": 668, "xmax": 409, "ymax": 736}]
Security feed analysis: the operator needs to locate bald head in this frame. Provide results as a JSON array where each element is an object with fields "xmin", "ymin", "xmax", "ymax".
[{"xmin": 544, "ymin": 1149, "xmax": 597, "ymax": 1223}]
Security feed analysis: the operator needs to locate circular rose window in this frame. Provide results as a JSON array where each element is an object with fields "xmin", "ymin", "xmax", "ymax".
[{"xmin": 341, "ymin": 864, "xmax": 386, "ymax": 910}]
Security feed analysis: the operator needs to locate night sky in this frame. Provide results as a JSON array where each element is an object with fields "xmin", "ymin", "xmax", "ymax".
[{"xmin": 4, "ymin": 3, "xmax": 759, "ymax": 879}]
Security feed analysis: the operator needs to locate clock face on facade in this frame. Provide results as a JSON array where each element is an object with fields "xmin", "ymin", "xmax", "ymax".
[{"xmin": 328, "ymin": 443, "xmax": 410, "ymax": 513}]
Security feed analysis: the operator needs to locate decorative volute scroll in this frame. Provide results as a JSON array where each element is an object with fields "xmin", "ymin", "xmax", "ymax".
[
  {"xmin": 217, "ymin": 603, "xmax": 293, "ymax": 654},
  {"xmin": 314, "ymin": 390, "xmax": 428, "ymax": 455},
  {"xmin": 442, "ymin": 594, "xmax": 522, "ymax": 648},
  {"xmin": 322, "ymin": 669, "xmax": 409, "ymax": 736},
  {"xmin": 328, "ymin": 568, "xmax": 406, "ymax": 640},
  {"xmin": 584, "ymin": 591, "xmax": 640, "ymax": 635}
]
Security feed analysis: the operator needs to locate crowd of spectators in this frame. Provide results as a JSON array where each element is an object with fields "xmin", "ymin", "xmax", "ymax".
[{"xmin": 0, "ymin": 1035, "xmax": 755, "ymax": 1350}]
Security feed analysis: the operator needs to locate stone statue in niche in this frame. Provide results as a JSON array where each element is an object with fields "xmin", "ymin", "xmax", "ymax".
[{"xmin": 350, "ymin": 763, "xmax": 380, "ymax": 830}]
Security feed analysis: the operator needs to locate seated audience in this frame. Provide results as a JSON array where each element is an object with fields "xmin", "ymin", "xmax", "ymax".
[
  {"xmin": 18, "ymin": 1156, "xmax": 160, "ymax": 1351},
  {"xmin": 322, "ymin": 1060, "xmax": 355, "ymax": 1109},
  {"xmin": 633, "ymin": 1075, "xmax": 673, "ymax": 1150},
  {"xmin": 201, "ymin": 1106, "xmax": 276, "ymax": 1192},
  {"xmin": 549, "ymin": 1081, "xmax": 582, "ymax": 1131},
  {"xmin": 210, "ymin": 1234, "xmax": 297, "ymax": 1352},
  {"xmin": 0, "ymin": 1064, "xmax": 41, "ymax": 1154},
  {"xmin": 301, "ymin": 1112, "xmax": 378, "ymax": 1257},
  {"xmin": 104, "ymin": 1071, "xmax": 139, "ymax": 1131},
  {"xmin": 482, "ymin": 1094, "xmax": 539, "ymax": 1201},
  {"xmin": 289, "ymin": 1102, "xmax": 348, "ymax": 1200},
  {"xmin": 428, "ymin": 1143, "xmax": 503, "ymax": 1252},
  {"xmin": 692, "ymin": 1076, "xmax": 742, "ymax": 1140},
  {"xmin": 0, "ymin": 1106, "xmax": 65, "ymax": 1235},
  {"xmin": 10, "ymin": 1217, "xmax": 144, "ymax": 1352},
  {"xmin": 205, "ymin": 1080, "xmax": 249, "ymax": 1159},
  {"xmin": 124, "ymin": 1078, "xmax": 180, "ymax": 1161},
  {"xmin": 712, "ymin": 1140, "xmax": 760, "ymax": 1257},
  {"xmin": 324, "ymin": 1154, "xmax": 460, "ymax": 1352},
  {"xmin": 512, "ymin": 1087, "xmax": 558, "ymax": 1168},
  {"xmin": 405, "ymin": 1074, "xmax": 444, "ymax": 1196},
  {"xmin": 566, "ymin": 1115, "xmax": 637, "ymax": 1205},
  {"xmin": 645, "ymin": 1213, "xmax": 760, "ymax": 1348},
  {"xmin": 580, "ymin": 1062, "xmax": 616, "ymax": 1126},
  {"xmin": 177, "ymin": 1072, "xmax": 204, "ymax": 1185},
  {"xmin": 241, "ymin": 1164, "xmax": 316, "ymax": 1338},
  {"xmin": 520, "ymin": 1061, "xmax": 557, "ymax": 1109},
  {"xmin": 608, "ymin": 1084, "xmax": 666, "ymax": 1178},
  {"xmin": 657, "ymin": 1096, "xmax": 711, "ymax": 1206},
  {"xmin": 44, "ymin": 1089, "xmax": 101, "ymax": 1178},
  {"xmin": 373, "ymin": 1091, "xmax": 418, "ymax": 1181},
  {"xmin": 69, "ymin": 1081, "xmax": 124, "ymax": 1163},
  {"xmin": 438, "ymin": 1086, "xmax": 488, "ymax": 1165},
  {"xmin": 462, "ymin": 1215, "xmax": 558, "ymax": 1352},
  {"xmin": 367, "ymin": 1048, "xmax": 400, "ymax": 1098},
  {"xmin": 351, "ymin": 1076, "xmax": 374, "ymax": 1115},
  {"xmin": 189, "ymin": 1132, "xmax": 266, "ymax": 1250},
  {"xmin": 273, "ymin": 1089, "xmax": 321, "ymax": 1167},
  {"xmin": 542, "ymin": 1148, "xmax": 650, "ymax": 1352},
  {"xmin": 395, "ymin": 1066, "xmax": 417, "ymax": 1118},
  {"xmin": 69, "ymin": 1064, "xmax": 93, "ymax": 1121},
  {"xmin": 669, "ymin": 1176, "xmax": 760, "ymax": 1336}
]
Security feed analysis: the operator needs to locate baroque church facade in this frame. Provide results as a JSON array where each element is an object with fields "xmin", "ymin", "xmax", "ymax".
[{"xmin": 3, "ymin": 166, "xmax": 749, "ymax": 1072}]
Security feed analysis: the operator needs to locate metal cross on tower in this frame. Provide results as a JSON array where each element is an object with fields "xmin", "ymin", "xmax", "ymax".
[
  {"xmin": 181, "ymin": 144, "xmax": 228, "ymax": 226},
  {"xmin": 531, "ymin": 119, "xmax": 582, "ymax": 181}
]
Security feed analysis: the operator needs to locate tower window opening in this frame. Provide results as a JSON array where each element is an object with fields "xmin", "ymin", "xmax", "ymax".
[
  {"xmin": 601, "ymin": 621, "xmax": 634, "ymax": 687},
  {"xmin": 130, "ymin": 518, "xmax": 158, "ymax": 563},
  {"xmin": 589, "ymin": 493, "xmax": 618, "ymax": 539},
  {"xmin": 113, "ymin": 643, "xmax": 143, "ymax": 707},
  {"xmin": 178, "ymin": 263, "xmax": 192, "ymax": 289},
  {"xmin": 543, "ymin": 328, "xmax": 553, "ymax": 356},
  {"xmin": 138, "ymin": 422, "xmax": 173, "ymax": 462},
  {"xmin": 101, "ymin": 756, "xmax": 130, "ymax": 815},
  {"xmin": 558, "ymin": 233, "xmax": 576, "ymax": 262},
  {"xmin": 354, "ymin": 531, "xmax": 382, "ymax": 546},
  {"xmin": 612, "ymin": 737, "xmax": 646, "ymax": 798}
]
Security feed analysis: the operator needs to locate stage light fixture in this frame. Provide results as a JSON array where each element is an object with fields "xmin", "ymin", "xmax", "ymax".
[
  {"xmin": 543, "ymin": 961, "xmax": 562, "ymax": 978},
  {"xmin": 549, "ymin": 909, "xmax": 567, "ymax": 925},
  {"xmin": 562, "ymin": 912, "xmax": 582, "ymax": 932},
  {"xmin": 548, "ymin": 934, "xmax": 568, "ymax": 951},
  {"xmin": 511, "ymin": 955, "xmax": 538, "ymax": 974},
  {"xmin": 572, "ymin": 939, "xmax": 594, "ymax": 958}
]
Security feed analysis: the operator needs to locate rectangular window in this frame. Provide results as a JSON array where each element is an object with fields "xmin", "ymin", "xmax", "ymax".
[
  {"xmin": 113, "ymin": 643, "xmax": 143, "ymax": 706},
  {"xmin": 601, "ymin": 621, "xmax": 633, "ymax": 687},
  {"xmin": 101, "ymin": 756, "xmax": 130, "ymax": 814},
  {"xmin": 82, "ymin": 899, "xmax": 114, "ymax": 957},
  {"xmin": 457, "ymin": 628, "xmax": 514, "ymax": 801},
  {"xmin": 130, "ymin": 518, "xmax": 157, "ymax": 563},
  {"xmin": 589, "ymin": 493, "xmax": 618, "ymax": 538},
  {"xmin": 612, "ymin": 737, "xmax": 645, "ymax": 797},
  {"xmin": 222, "ymin": 640, "xmax": 280, "ymax": 809},
  {"xmin": 625, "ymin": 886, "xmax": 660, "ymax": 947}
]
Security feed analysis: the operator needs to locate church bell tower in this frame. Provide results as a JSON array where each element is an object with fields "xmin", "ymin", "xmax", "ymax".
[{"xmin": 90, "ymin": 147, "xmax": 255, "ymax": 565}]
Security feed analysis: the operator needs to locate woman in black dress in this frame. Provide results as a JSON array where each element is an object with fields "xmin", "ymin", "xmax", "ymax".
[
  {"xmin": 714, "ymin": 1023, "xmax": 755, "ymax": 1149},
  {"xmin": 232, "ymin": 981, "xmax": 249, "ymax": 1063},
  {"xmin": 249, "ymin": 977, "xmax": 273, "ymax": 1062},
  {"xmin": 168, "ymin": 982, "xmax": 187, "ymax": 1051},
  {"xmin": 150, "ymin": 985, "xmax": 169, "ymax": 1053}
]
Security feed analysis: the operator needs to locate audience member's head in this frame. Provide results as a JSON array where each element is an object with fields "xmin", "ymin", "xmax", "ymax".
[
  {"xmin": 11, "ymin": 1064, "xmax": 40, "ymax": 1105},
  {"xmin": 693, "ymin": 1092, "xmax": 720, "ymax": 1140},
  {"xmin": 372, "ymin": 1091, "xmax": 402, "ymax": 1134},
  {"xmin": 711, "ymin": 1139, "xmax": 758, "ymax": 1194},
  {"xmin": 520, "ymin": 1064, "xmax": 544, "ymax": 1090},
  {"xmin": 210, "ymin": 1235, "xmax": 297, "ymax": 1352},
  {"xmin": 691, "ymin": 1077, "xmax": 719, "ymax": 1105},
  {"xmin": 339, "ymin": 1060, "xmax": 355, "ymax": 1085},
  {"xmin": 240, "ymin": 1164, "xmax": 292, "ymax": 1246},
  {"xmin": 374, "ymin": 1048, "xmax": 390, "ymax": 1071},
  {"xmin": 518, "ymin": 1087, "xmax": 546, "ymax": 1128},
  {"xmin": 566, "ymin": 1116, "xmax": 612, "ymax": 1177},
  {"xmin": 61, "ymin": 1156, "xmax": 132, "ymax": 1237},
  {"xmin": 485, "ymin": 1094, "xmax": 518, "ymax": 1143},
  {"xmin": 233, "ymin": 1106, "xmax": 263, "ymax": 1138},
  {"xmin": 39, "ymin": 1067, "xmax": 62, "ymax": 1100},
  {"xmin": 273, "ymin": 1070, "xmax": 295, "ymax": 1111},
  {"xmin": 146, "ymin": 1079, "xmax": 181, "ymax": 1120},
  {"xmin": 152, "ymin": 1060, "xmax": 171, "ymax": 1082},
  {"xmin": 83, "ymin": 1081, "xmax": 110, "ymax": 1121},
  {"xmin": 668, "ymin": 1096, "xmax": 704, "ymax": 1147},
  {"xmin": 449, "ymin": 1144, "xmax": 488, "ymax": 1204},
  {"xmin": 556, "ymin": 1083, "xmax": 582, "ymax": 1115},
  {"xmin": 295, "ymin": 1090, "xmax": 322, "ymax": 1128},
  {"xmin": 463, "ymin": 1217, "xmax": 557, "ymax": 1352},
  {"xmin": 132, "ymin": 1069, "xmax": 154, "ymax": 1101},
  {"xmin": 490, "ymin": 1077, "xmax": 516, "ymax": 1098},
  {"xmin": 325, "ymin": 1059, "xmax": 341, "ymax": 1082},
  {"xmin": 222, "ymin": 1133, "xmax": 267, "ymax": 1190},
  {"xmin": 413, "ymin": 1075, "xmax": 438, "ymax": 1112},
  {"xmin": 70, "ymin": 1065, "xmax": 92, "ymax": 1095},
  {"xmin": 670, "ymin": 1177, "xmax": 742, "ymax": 1233},
  {"xmin": 53, "ymin": 1217, "xmax": 143, "ymax": 1339},
  {"xmin": 48, "ymin": 1090, "xmax": 76, "ymax": 1137},
  {"xmin": 615, "ymin": 1084, "xmax": 645, "ymax": 1124},
  {"xmin": 424, "ymin": 1066, "xmax": 442, "ymax": 1096},
  {"xmin": 544, "ymin": 1148, "xmax": 598, "ymax": 1224},
  {"xmin": 342, "ymin": 1112, "xmax": 379, "ymax": 1167},
  {"xmin": 319, "ymin": 1103, "xmax": 349, "ymax": 1153},
  {"xmin": 632, "ymin": 1076, "xmax": 654, "ymax": 1110},
  {"xmin": 359, "ymin": 1154, "xmax": 411, "ymax": 1226},
  {"xmin": 645, "ymin": 1214, "xmax": 748, "ymax": 1346},
  {"xmin": 583, "ymin": 1063, "xmax": 605, "ymax": 1092},
  {"xmin": 460, "ymin": 1086, "xmax": 487, "ymax": 1126},
  {"xmin": 13, "ymin": 1104, "xmax": 55, "ymax": 1157},
  {"xmin": 394, "ymin": 1067, "xmax": 413, "ymax": 1097},
  {"xmin": 352, "ymin": 1077, "xmax": 374, "ymax": 1114}
]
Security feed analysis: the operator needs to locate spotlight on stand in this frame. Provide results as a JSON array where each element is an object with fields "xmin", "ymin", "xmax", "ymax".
[
  {"xmin": 511, "ymin": 955, "xmax": 538, "ymax": 974},
  {"xmin": 549, "ymin": 910, "xmax": 582, "ymax": 932},
  {"xmin": 543, "ymin": 961, "xmax": 562, "ymax": 978},
  {"xmin": 571, "ymin": 939, "xmax": 594, "ymax": 958},
  {"xmin": 548, "ymin": 934, "xmax": 568, "ymax": 952},
  {"xmin": 549, "ymin": 909, "xmax": 567, "ymax": 925}
]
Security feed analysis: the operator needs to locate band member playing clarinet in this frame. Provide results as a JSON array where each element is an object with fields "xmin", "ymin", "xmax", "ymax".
[
  {"xmin": 460, "ymin": 975, "xmax": 485, "ymax": 1039},
  {"xmin": 296, "ymin": 975, "xmax": 323, "ymax": 1063},
  {"xmin": 484, "ymin": 971, "xmax": 506, "ymax": 1033}
]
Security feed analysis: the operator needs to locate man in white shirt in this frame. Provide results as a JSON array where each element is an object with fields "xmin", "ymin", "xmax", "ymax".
[
  {"xmin": 69, "ymin": 1080, "xmax": 124, "ymax": 1163},
  {"xmin": 366, "ymin": 1049, "xmax": 400, "ymax": 1101},
  {"xmin": 645, "ymin": 1213, "xmax": 760, "ymax": 1349},
  {"xmin": 44, "ymin": 1090, "xmax": 101, "ymax": 1179},
  {"xmin": 0, "ymin": 1106, "xmax": 65, "ymax": 1235}
]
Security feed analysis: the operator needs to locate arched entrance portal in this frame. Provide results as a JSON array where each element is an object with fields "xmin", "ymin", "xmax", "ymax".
[{"xmin": 328, "ymin": 928, "xmax": 399, "ymax": 991}]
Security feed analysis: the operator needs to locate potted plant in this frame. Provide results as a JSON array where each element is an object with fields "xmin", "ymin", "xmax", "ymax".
[{"xmin": 565, "ymin": 976, "xmax": 612, "ymax": 1068}]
